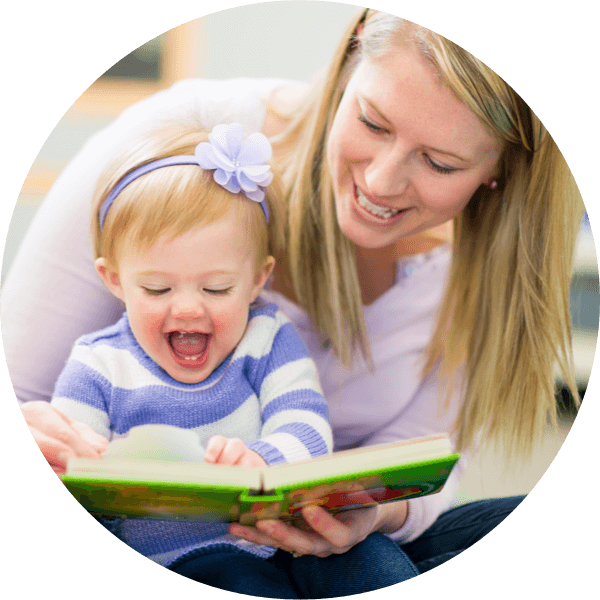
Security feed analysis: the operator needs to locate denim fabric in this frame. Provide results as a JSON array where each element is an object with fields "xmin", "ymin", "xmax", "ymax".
[
  {"xmin": 401, "ymin": 496, "xmax": 525, "ymax": 572},
  {"xmin": 170, "ymin": 534, "xmax": 418, "ymax": 598},
  {"xmin": 169, "ymin": 545, "xmax": 299, "ymax": 598},
  {"xmin": 272, "ymin": 532, "xmax": 420, "ymax": 598},
  {"xmin": 170, "ymin": 497, "xmax": 525, "ymax": 597}
]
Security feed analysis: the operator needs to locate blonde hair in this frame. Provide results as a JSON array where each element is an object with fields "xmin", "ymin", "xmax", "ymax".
[
  {"xmin": 91, "ymin": 124, "xmax": 284, "ymax": 272},
  {"xmin": 275, "ymin": 8, "xmax": 584, "ymax": 456}
]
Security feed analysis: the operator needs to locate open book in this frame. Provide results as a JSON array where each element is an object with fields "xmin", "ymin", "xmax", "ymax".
[{"xmin": 62, "ymin": 427, "xmax": 459, "ymax": 525}]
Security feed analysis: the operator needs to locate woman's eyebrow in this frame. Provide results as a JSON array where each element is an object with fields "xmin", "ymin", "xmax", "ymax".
[{"xmin": 360, "ymin": 95, "xmax": 473, "ymax": 164}]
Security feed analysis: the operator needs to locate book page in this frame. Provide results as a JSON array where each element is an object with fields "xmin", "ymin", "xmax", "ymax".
[
  {"xmin": 263, "ymin": 434, "xmax": 453, "ymax": 489},
  {"xmin": 103, "ymin": 424, "xmax": 207, "ymax": 462}
]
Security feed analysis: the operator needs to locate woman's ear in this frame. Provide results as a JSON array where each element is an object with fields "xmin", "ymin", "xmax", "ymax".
[
  {"xmin": 95, "ymin": 258, "xmax": 125, "ymax": 302},
  {"xmin": 250, "ymin": 256, "xmax": 276, "ymax": 303}
]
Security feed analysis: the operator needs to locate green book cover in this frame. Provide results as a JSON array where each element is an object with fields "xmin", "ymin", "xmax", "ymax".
[{"xmin": 62, "ymin": 432, "xmax": 459, "ymax": 524}]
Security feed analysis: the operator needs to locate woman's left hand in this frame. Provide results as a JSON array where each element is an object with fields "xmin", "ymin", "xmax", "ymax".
[{"xmin": 230, "ymin": 503, "xmax": 392, "ymax": 558}]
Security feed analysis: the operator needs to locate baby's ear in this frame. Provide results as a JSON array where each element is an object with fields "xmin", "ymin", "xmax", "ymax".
[
  {"xmin": 250, "ymin": 256, "xmax": 276, "ymax": 302},
  {"xmin": 95, "ymin": 258, "xmax": 125, "ymax": 302}
]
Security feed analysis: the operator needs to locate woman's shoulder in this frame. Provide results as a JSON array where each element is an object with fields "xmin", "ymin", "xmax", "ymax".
[
  {"xmin": 103, "ymin": 77, "xmax": 307, "ymax": 143},
  {"xmin": 262, "ymin": 80, "xmax": 313, "ymax": 137}
]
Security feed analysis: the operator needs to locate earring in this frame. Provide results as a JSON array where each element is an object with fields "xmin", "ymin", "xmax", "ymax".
[{"xmin": 488, "ymin": 179, "xmax": 498, "ymax": 190}]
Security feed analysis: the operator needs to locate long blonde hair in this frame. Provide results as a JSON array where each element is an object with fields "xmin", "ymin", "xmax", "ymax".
[{"xmin": 275, "ymin": 8, "xmax": 584, "ymax": 455}]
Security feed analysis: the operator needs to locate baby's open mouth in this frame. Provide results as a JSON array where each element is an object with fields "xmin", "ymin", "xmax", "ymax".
[{"xmin": 168, "ymin": 331, "xmax": 209, "ymax": 361}]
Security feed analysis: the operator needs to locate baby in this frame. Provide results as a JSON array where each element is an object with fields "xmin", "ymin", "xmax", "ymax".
[
  {"xmin": 50, "ymin": 122, "xmax": 331, "ymax": 591},
  {"xmin": 51, "ymin": 122, "xmax": 407, "ymax": 598}
]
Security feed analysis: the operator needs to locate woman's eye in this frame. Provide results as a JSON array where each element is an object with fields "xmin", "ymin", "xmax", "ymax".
[
  {"xmin": 426, "ymin": 156, "xmax": 457, "ymax": 175},
  {"xmin": 358, "ymin": 113, "xmax": 385, "ymax": 134},
  {"xmin": 204, "ymin": 288, "xmax": 232, "ymax": 296},
  {"xmin": 143, "ymin": 287, "xmax": 170, "ymax": 296},
  {"xmin": 357, "ymin": 109, "xmax": 459, "ymax": 175}
]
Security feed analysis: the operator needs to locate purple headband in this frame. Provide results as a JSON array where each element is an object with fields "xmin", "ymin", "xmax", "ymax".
[{"xmin": 99, "ymin": 123, "xmax": 273, "ymax": 229}]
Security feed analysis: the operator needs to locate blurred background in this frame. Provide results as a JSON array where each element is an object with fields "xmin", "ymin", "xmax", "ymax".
[{"xmin": 2, "ymin": 2, "xmax": 598, "ymax": 504}]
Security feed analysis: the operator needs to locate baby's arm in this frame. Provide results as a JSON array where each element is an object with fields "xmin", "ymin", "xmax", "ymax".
[
  {"xmin": 204, "ymin": 435, "xmax": 267, "ymax": 467},
  {"xmin": 246, "ymin": 308, "xmax": 333, "ymax": 466},
  {"xmin": 50, "ymin": 341, "xmax": 112, "ymax": 456}
]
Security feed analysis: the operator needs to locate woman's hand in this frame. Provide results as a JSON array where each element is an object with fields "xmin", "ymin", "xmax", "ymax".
[
  {"xmin": 230, "ymin": 501, "xmax": 407, "ymax": 558},
  {"xmin": 21, "ymin": 401, "xmax": 108, "ymax": 475}
]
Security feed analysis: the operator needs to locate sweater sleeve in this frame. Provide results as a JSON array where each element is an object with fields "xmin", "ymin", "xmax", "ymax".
[
  {"xmin": 246, "ymin": 308, "xmax": 333, "ymax": 466},
  {"xmin": 50, "ymin": 342, "xmax": 113, "ymax": 440}
]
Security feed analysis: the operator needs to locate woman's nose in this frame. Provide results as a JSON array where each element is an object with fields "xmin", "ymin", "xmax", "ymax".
[{"xmin": 364, "ymin": 147, "xmax": 410, "ymax": 198}]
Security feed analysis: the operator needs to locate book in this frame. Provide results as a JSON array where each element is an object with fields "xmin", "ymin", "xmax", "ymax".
[{"xmin": 62, "ymin": 426, "xmax": 460, "ymax": 525}]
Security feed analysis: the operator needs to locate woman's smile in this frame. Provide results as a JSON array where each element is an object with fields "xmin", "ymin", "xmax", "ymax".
[
  {"xmin": 353, "ymin": 185, "xmax": 410, "ymax": 223},
  {"xmin": 327, "ymin": 43, "xmax": 502, "ymax": 250}
]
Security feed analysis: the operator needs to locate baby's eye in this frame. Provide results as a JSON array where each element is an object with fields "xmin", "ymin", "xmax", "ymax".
[
  {"xmin": 204, "ymin": 287, "xmax": 233, "ymax": 296},
  {"xmin": 143, "ymin": 287, "xmax": 170, "ymax": 296}
]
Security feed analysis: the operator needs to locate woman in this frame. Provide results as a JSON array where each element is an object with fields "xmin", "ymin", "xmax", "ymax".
[{"xmin": 3, "ymin": 7, "xmax": 582, "ymax": 592}]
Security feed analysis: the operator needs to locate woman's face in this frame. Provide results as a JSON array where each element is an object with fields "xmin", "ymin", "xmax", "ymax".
[{"xmin": 326, "ymin": 42, "xmax": 503, "ymax": 249}]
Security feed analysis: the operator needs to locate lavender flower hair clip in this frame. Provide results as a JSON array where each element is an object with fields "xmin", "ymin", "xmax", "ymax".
[
  {"xmin": 99, "ymin": 123, "xmax": 272, "ymax": 230},
  {"xmin": 196, "ymin": 123, "xmax": 274, "ymax": 203}
]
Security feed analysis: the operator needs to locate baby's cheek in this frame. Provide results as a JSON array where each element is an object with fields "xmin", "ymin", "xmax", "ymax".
[
  {"xmin": 140, "ymin": 312, "xmax": 164, "ymax": 334},
  {"xmin": 211, "ymin": 303, "xmax": 249, "ymax": 346},
  {"xmin": 136, "ymin": 312, "xmax": 166, "ymax": 350}
]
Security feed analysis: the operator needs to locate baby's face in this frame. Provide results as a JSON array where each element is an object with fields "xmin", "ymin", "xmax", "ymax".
[{"xmin": 105, "ymin": 209, "xmax": 271, "ymax": 383}]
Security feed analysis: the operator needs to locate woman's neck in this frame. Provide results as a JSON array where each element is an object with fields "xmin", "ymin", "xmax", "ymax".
[
  {"xmin": 395, "ymin": 222, "xmax": 453, "ymax": 258},
  {"xmin": 356, "ymin": 223, "xmax": 453, "ymax": 305},
  {"xmin": 271, "ymin": 224, "xmax": 453, "ymax": 307},
  {"xmin": 355, "ymin": 245, "xmax": 399, "ymax": 306}
]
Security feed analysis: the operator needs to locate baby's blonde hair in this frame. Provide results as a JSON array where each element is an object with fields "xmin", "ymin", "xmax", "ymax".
[{"xmin": 91, "ymin": 124, "xmax": 284, "ymax": 273}]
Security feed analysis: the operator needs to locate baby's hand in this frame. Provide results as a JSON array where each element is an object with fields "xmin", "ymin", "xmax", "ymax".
[{"xmin": 204, "ymin": 436, "xmax": 267, "ymax": 467}]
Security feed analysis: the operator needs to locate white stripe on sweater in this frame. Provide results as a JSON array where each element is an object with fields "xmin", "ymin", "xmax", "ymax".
[{"xmin": 259, "ymin": 358, "xmax": 324, "ymax": 409}]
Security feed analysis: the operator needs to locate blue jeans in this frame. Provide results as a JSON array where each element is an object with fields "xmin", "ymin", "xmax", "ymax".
[
  {"xmin": 170, "ymin": 533, "xmax": 416, "ymax": 598},
  {"xmin": 400, "ymin": 496, "xmax": 525, "ymax": 572},
  {"xmin": 170, "ymin": 496, "xmax": 524, "ymax": 597}
]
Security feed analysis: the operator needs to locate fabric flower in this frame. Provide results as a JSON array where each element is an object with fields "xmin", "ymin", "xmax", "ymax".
[{"xmin": 195, "ymin": 123, "xmax": 274, "ymax": 202}]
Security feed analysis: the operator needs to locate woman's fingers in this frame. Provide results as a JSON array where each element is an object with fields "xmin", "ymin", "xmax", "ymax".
[
  {"xmin": 231, "ymin": 519, "xmax": 317, "ymax": 556},
  {"xmin": 229, "ymin": 503, "xmax": 383, "ymax": 558},
  {"xmin": 68, "ymin": 418, "xmax": 109, "ymax": 454},
  {"xmin": 231, "ymin": 514, "xmax": 347, "ymax": 558},
  {"xmin": 21, "ymin": 402, "xmax": 105, "ymax": 469},
  {"xmin": 299, "ymin": 505, "xmax": 353, "ymax": 548}
]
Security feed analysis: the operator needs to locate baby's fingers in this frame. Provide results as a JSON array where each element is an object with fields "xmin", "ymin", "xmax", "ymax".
[
  {"xmin": 204, "ymin": 435, "xmax": 227, "ymax": 463},
  {"xmin": 205, "ymin": 437, "xmax": 264, "ymax": 466},
  {"xmin": 217, "ymin": 438, "xmax": 247, "ymax": 465}
]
